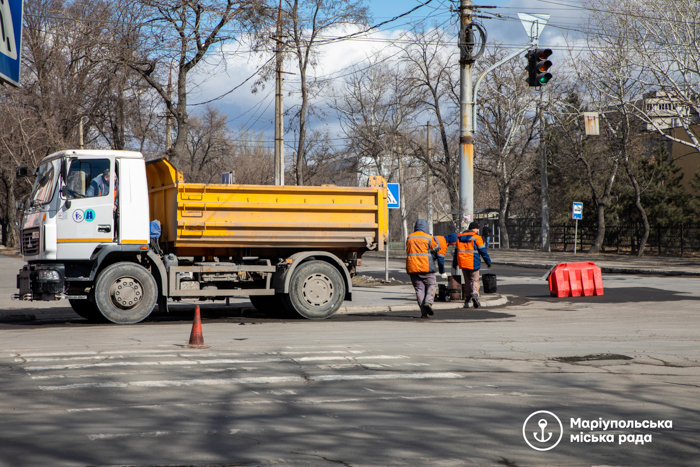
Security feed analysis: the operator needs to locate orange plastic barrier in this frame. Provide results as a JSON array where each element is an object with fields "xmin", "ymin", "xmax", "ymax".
[{"xmin": 548, "ymin": 262, "xmax": 604, "ymax": 297}]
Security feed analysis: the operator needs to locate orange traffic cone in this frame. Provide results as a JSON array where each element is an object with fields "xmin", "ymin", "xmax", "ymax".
[{"xmin": 186, "ymin": 305, "xmax": 210, "ymax": 349}]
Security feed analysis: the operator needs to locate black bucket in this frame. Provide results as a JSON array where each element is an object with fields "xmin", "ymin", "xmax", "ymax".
[
  {"xmin": 482, "ymin": 273, "xmax": 497, "ymax": 294},
  {"xmin": 437, "ymin": 284, "xmax": 451, "ymax": 302}
]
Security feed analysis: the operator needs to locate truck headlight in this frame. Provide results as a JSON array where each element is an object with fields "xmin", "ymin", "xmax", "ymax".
[{"xmin": 37, "ymin": 270, "xmax": 61, "ymax": 281}]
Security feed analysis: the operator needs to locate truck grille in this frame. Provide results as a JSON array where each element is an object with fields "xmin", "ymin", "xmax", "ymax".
[{"xmin": 22, "ymin": 228, "xmax": 41, "ymax": 256}]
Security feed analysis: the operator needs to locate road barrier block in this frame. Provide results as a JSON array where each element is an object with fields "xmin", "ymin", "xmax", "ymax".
[{"xmin": 548, "ymin": 262, "xmax": 604, "ymax": 297}]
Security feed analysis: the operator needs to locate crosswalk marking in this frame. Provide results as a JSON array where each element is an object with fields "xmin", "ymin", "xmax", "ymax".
[
  {"xmin": 70, "ymin": 392, "xmax": 531, "ymax": 414},
  {"xmin": 40, "ymin": 372, "xmax": 463, "ymax": 391},
  {"xmin": 24, "ymin": 355, "xmax": 407, "ymax": 372}
]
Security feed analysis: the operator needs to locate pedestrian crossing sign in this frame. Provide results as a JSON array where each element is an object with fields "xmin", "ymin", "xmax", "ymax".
[
  {"xmin": 0, "ymin": 0, "xmax": 23, "ymax": 86},
  {"xmin": 387, "ymin": 183, "xmax": 400, "ymax": 209}
]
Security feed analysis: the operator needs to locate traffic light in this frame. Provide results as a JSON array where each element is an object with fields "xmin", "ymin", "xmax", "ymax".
[{"xmin": 525, "ymin": 48, "xmax": 553, "ymax": 87}]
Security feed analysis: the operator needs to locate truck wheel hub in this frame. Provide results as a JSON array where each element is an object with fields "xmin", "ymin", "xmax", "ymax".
[
  {"xmin": 110, "ymin": 277, "xmax": 143, "ymax": 309},
  {"xmin": 302, "ymin": 273, "xmax": 334, "ymax": 307}
]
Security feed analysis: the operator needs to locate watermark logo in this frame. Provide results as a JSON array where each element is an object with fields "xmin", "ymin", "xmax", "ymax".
[{"xmin": 523, "ymin": 410, "xmax": 563, "ymax": 451}]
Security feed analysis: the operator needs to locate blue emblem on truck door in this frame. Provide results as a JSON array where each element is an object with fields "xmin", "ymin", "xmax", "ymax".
[
  {"xmin": 72, "ymin": 210, "xmax": 84, "ymax": 222},
  {"xmin": 84, "ymin": 209, "xmax": 96, "ymax": 222}
]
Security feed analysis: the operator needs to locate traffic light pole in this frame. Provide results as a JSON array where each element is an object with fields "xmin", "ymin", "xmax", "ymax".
[
  {"xmin": 471, "ymin": 44, "xmax": 532, "ymax": 133},
  {"xmin": 458, "ymin": 10, "xmax": 548, "ymax": 229}
]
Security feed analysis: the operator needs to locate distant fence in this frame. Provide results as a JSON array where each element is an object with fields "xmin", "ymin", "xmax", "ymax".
[
  {"xmin": 504, "ymin": 220, "xmax": 700, "ymax": 256},
  {"xmin": 383, "ymin": 221, "xmax": 700, "ymax": 256}
]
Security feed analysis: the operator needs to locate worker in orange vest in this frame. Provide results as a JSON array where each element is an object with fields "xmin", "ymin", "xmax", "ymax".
[
  {"xmin": 434, "ymin": 233, "xmax": 458, "ymax": 279},
  {"xmin": 405, "ymin": 219, "xmax": 439, "ymax": 318},
  {"xmin": 454, "ymin": 221, "xmax": 491, "ymax": 308}
]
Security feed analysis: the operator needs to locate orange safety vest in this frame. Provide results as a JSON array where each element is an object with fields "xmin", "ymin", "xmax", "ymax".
[
  {"xmin": 405, "ymin": 231, "xmax": 438, "ymax": 274},
  {"xmin": 456, "ymin": 232, "xmax": 486, "ymax": 270},
  {"xmin": 435, "ymin": 236, "xmax": 448, "ymax": 260}
]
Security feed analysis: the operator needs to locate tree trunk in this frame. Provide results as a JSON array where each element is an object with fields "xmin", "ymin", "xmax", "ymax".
[
  {"xmin": 582, "ymin": 155, "xmax": 619, "ymax": 254},
  {"xmin": 169, "ymin": 70, "xmax": 189, "ymax": 168},
  {"xmin": 498, "ymin": 185, "xmax": 510, "ymax": 249},
  {"xmin": 590, "ymin": 200, "xmax": 607, "ymax": 253},
  {"xmin": 1, "ymin": 170, "xmax": 18, "ymax": 248},
  {"xmin": 624, "ymin": 158, "xmax": 649, "ymax": 256}
]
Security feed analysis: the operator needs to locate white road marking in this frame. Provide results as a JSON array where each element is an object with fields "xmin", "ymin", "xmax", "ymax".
[
  {"xmin": 24, "ymin": 355, "xmax": 407, "ymax": 372},
  {"xmin": 70, "ymin": 392, "xmax": 532, "ymax": 413},
  {"xmin": 88, "ymin": 430, "xmax": 218, "ymax": 441},
  {"xmin": 41, "ymin": 372, "xmax": 463, "ymax": 391}
]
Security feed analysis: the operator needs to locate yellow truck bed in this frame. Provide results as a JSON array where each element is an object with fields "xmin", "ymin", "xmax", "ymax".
[{"xmin": 145, "ymin": 159, "xmax": 387, "ymax": 256}]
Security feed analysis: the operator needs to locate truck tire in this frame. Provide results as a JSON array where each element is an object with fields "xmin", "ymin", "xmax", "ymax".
[
  {"xmin": 283, "ymin": 260, "xmax": 345, "ymax": 319},
  {"xmin": 69, "ymin": 297, "xmax": 106, "ymax": 323},
  {"xmin": 93, "ymin": 262, "xmax": 158, "ymax": 324}
]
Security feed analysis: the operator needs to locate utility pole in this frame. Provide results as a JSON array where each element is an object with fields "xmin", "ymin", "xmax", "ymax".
[
  {"xmin": 165, "ymin": 67, "xmax": 172, "ymax": 151},
  {"xmin": 459, "ymin": 0, "xmax": 474, "ymax": 229},
  {"xmin": 274, "ymin": 0, "xmax": 285, "ymax": 186},
  {"xmin": 78, "ymin": 116, "xmax": 85, "ymax": 149},
  {"xmin": 426, "ymin": 122, "xmax": 433, "ymax": 235},
  {"xmin": 540, "ymin": 109, "xmax": 550, "ymax": 251}
]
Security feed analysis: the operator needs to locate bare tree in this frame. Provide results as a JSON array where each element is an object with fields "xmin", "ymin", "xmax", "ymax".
[
  {"xmin": 332, "ymin": 58, "xmax": 420, "ymax": 241},
  {"xmin": 399, "ymin": 25, "xmax": 461, "ymax": 224},
  {"xmin": 574, "ymin": 6, "xmax": 652, "ymax": 255},
  {"xmin": 277, "ymin": 0, "xmax": 369, "ymax": 185},
  {"xmin": 179, "ymin": 106, "xmax": 237, "ymax": 183},
  {"xmin": 589, "ymin": 0, "xmax": 700, "ymax": 154},
  {"xmin": 113, "ymin": 0, "xmax": 264, "ymax": 167}
]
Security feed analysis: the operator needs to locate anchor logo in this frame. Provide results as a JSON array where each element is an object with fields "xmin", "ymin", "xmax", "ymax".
[
  {"xmin": 533, "ymin": 418, "xmax": 552, "ymax": 443},
  {"xmin": 523, "ymin": 410, "xmax": 563, "ymax": 451}
]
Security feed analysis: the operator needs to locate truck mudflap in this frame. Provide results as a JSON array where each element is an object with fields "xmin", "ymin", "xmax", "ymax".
[{"xmin": 15, "ymin": 263, "xmax": 66, "ymax": 301}]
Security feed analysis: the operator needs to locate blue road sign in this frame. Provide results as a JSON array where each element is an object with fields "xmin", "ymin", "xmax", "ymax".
[
  {"xmin": 572, "ymin": 202, "xmax": 583, "ymax": 220},
  {"xmin": 0, "ymin": 0, "xmax": 23, "ymax": 87},
  {"xmin": 387, "ymin": 183, "xmax": 400, "ymax": 209}
]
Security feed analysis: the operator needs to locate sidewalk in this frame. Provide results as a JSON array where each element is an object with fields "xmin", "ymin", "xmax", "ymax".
[{"xmin": 365, "ymin": 249, "xmax": 700, "ymax": 276}]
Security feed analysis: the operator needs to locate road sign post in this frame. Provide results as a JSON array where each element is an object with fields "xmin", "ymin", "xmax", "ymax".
[
  {"xmin": 386, "ymin": 183, "xmax": 400, "ymax": 281},
  {"xmin": 0, "ymin": 0, "xmax": 24, "ymax": 87},
  {"xmin": 572, "ymin": 202, "xmax": 583, "ymax": 254}
]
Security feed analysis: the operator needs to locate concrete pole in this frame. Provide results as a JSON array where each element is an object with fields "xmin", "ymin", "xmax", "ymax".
[
  {"xmin": 274, "ymin": 0, "xmax": 285, "ymax": 186},
  {"xmin": 165, "ymin": 68, "xmax": 172, "ymax": 151},
  {"xmin": 540, "ymin": 109, "xmax": 550, "ymax": 251},
  {"xmin": 78, "ymin": 117, "xmax": 84, "ymax": 149},
  {"xmin": 459, "ymin": 0, "xmax": 474, "ymax": 228},
  {"xmin": 426, "ymin": 122, "xmax": 433, "ymax": 235}
]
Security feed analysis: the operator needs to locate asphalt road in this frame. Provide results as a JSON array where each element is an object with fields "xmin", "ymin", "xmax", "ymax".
[{"xmin": 1, "ymin": 253, "xmax": 699, "ymax": 466}]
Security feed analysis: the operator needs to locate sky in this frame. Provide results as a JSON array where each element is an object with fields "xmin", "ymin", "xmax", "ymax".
[{"xmin": 188, "ymin": 0, "xmax": 587, "ymax": 150}]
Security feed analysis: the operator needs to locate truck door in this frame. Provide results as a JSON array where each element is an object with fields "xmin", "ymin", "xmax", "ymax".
[{"xmin": 56, "ymin": 157, "xmax": 116, "ymax": 259}]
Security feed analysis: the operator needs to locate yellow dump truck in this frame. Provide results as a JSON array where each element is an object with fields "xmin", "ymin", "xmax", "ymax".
[{"xmin": 15, "ymin": 150, "xmax": 388, "ymax": 323}]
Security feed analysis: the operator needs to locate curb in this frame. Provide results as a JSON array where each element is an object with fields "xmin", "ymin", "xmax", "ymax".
[{"xmin": 336, "ymin": 294, "xmax": 508, "ymax": 314}]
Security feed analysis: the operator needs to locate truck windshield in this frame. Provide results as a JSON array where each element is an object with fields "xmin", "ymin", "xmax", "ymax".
[{"xmin": 29, "ymin": 162, "xmax": 57, "ymax": 206}]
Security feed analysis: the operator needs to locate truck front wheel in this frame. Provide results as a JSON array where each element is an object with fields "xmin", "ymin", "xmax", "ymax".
[
  {"xmin": 94, "ymin": 262, "xmax": 158, "ymax": 324},
  {"xmin": 283, "ymin": 260, "xmax": 345, "ymax": 319}
]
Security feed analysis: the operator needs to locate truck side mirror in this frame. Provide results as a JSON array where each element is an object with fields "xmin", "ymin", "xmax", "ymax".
[
  {"xmin": 16, "ymin": 166, "xmax": 28, "ymax": 178},
  {"xmin": 60, "ymin": 186, "xmax": 72, "ymax": 210},
  {"xmin": 15, "ymin": 200, "xmax": 24, "ymax": 210}
]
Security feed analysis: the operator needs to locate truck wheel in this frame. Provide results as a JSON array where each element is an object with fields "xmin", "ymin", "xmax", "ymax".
[
  {"xmin": 283, "ymin": 260, "xmax": 345, "ymax": 319},
  {"xmin": 69, "ymin": 297, "xmax": 106, "ymax": 323},
  {"xmin": 93, "ymin": 262, "xmax": 158, "ymax": 324}
]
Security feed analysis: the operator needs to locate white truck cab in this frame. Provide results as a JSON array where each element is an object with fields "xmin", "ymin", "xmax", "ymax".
[
  {"xmin": 20, "ymin": 150, "xmax": 150, "ymax": 262},
  {"xmin": 16, "ymin": 150, "xmax": 151, "ymax": 307}
]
